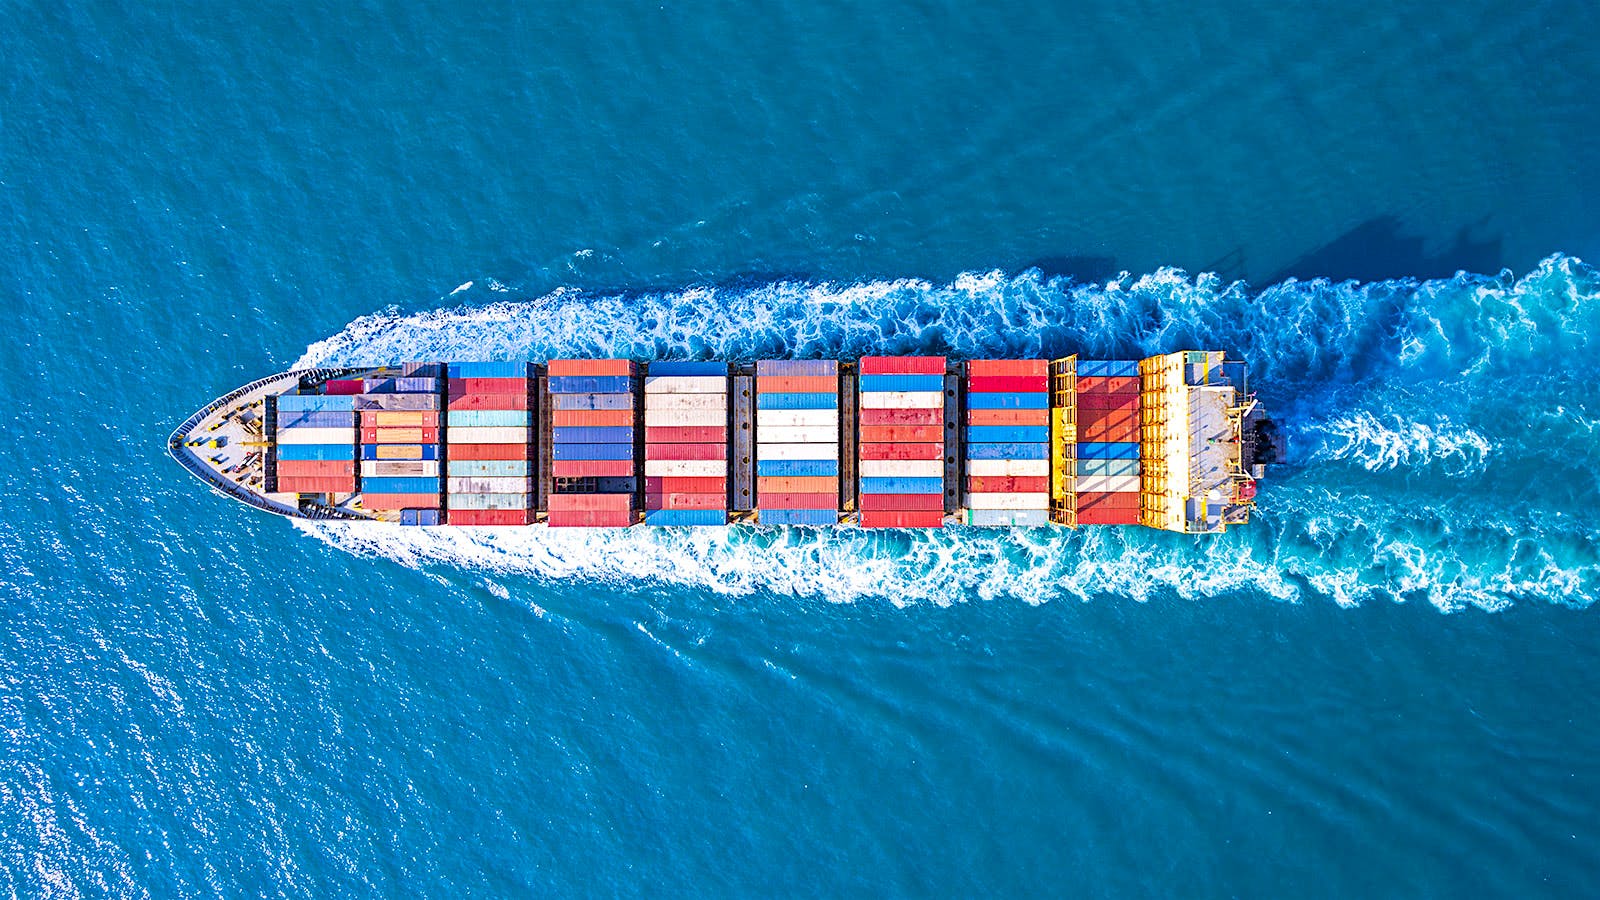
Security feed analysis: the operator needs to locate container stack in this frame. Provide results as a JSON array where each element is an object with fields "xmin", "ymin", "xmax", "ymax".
[
  {"xmin": 357, "ymin": 366, "xmax": 443, "ymax": 521},
  {"xmin": 445, "ymin": 362, "xmax": 534, "ymax": 526},
  {"xmin": 1075, "ymin": 360, "xmax": 1141, "ymax": 525},
  {"xmin": 643, "ymin": 362, "xmax": 729, "ymax": 526},
  {"xmin": 755, "ymin": 360, "xmax": 840, "ymax": 526},
  {"xmin": 547, "ymin": 359, "xmax": 637, "ymax": 528},
  {"xmin": 274, "ymin": 392, "xmax": 357, "ymax": 494},
  {"xmin": 962, "ymin": 360, "xmax": 1051, "ymax": 526},
  {"xmin": 857, "ymin": 356, "xmax": 946, "ymax": 528}
]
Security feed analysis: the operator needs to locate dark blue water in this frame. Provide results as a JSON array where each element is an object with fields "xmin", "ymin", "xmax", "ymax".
[{"xmin": 5, "ymin": 1, "xmax": 1600, "ymax": 895}]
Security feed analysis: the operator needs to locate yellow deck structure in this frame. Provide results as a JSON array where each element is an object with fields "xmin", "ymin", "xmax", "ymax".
[{"xmin": 1139, "ymin": 351, "xmax": 1258, "ymax": 533}]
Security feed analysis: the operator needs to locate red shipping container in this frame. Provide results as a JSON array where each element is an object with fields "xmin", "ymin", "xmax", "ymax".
[
  {"xmin": 547, "ymin": 359, "xmax": 633, "ymax": 376},
  {"xmin": 548, "ymin": 493, "xmax": 633, "ymax": 512},
  {"xmin": 645, "ymin": 476, "xmax": 728, "ymax": 494},
  {"xmin": 1076, "ymin": 506, "xmax": 1141, "ymax": 525},
  {"xmin": 448, "ymin": 377, "xmax": 528, "ymax": 394},
  {"xmin": 757, "ymin": 476, "xmax": 838, "ymax": 494},
  {"xmin": 1075, "ymin": 375, "xmax": 1140, "ymax": 394},
  {"xmin": 966, "ymin": 408, "xmax": 1050, "ymax": 427},
  {"xmin": 448, "ymin": 392, "xmax": 529, "ymax": 410},
  {"xmin": 860, "ymin": 509, "xmax": 944, "ymax": 528},
  {"xmin": 859, "ymin": 407, "xmax": 942, "ymax": 426},
  {"xmin": 547, "ymin": 510, "xmax": 634, "ymax": 528},
  {"xmin": 451, "ymin": 443, "xmax": 530, "ymax": 461},
  {"xmin": 448, "ymin": 508, "xmax": 534, "ymax": 526},
  {"xmin": 276, "ymin": 476, "xmax": 355, "ymax": 493},
  {"xmin": 858, "ymin": 356, "xmax": 947, "ymax": 375},
  {"xmin": 966, "ymin": 476, "xmax": 1050, "ymax": 493},
  {"xmin": 363, "ymin": 492, "xmax": 440, "ymax": 509},
  {"xmin": 644, "ymin": 443, "xmax": 727, "ymax": 461},
  {"xmin": 860, "ymin": 493, "xmax": 944, "ymax": 511},
  {"xmin": 966, "ymin": 375, "xmax": 1048, "ymax": 393},
  {"xmin": 324, "ymin": 379, "xmax": 364, "ymax": 395},
  {"xmin": 1078, "ymin": 392, "xmax": 1139, "ymax": 411},
  {"xmin": 645, "ymin": 425, "xmax": 727, "ymax": 443},
  {"xmin": 276, "ymin": 460, "xmax": 355, "ymax": 477},
  {"xmin": 361, "ymin": 426, "xmax": 440, "ymax": 444},
  {"xmin": 859, "ymin": 424, "xmax": 942, "ymax": 443},
  {"xmin": 758, "ymin": 492, "xmax": 837, "ymax": 510},
  {"xmin": 968, "ymin": 359, "xmax": 1047, "ymax": 377},
  {"xmin": 551, "ymin": 459, "xmax": 633, "ymax": 477},
  {"xmin": 1081, "ymin": 422, "xmax": 1140, "ymax": 443},
  {"xmin": 1077, "ymin": 491, "xmax": 1141, "ymax": 510},
  {"xmin": 1077, "ymin": 406, "xmax": 1137, "ymax": 429},
  {"xmin": 858, "ymin": 442, "xmax": 943, "ymax": 460},
  {"xmin": 757, "ymin": 375, "xmax": 838, "ymax": 393},
  {"xmin": 556, "ymin": 409, "xmax": 635, "ymax": 427},
  {"xmin": 643, "ymin": 492, "xmax": 727, "ymax": 510}
]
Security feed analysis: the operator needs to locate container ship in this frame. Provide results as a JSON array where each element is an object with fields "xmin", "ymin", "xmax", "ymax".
[{"xmin": 168, "ymin": 354, "xmax": 1273, "ymax": 532}]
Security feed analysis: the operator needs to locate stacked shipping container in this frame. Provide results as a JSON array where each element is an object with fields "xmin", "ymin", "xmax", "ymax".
[
  {"xmin": 358, "ymin": 368, "xmax": 443, "ymax": 521},
  {"xmin": 755, "ymin": 360, "xmax": 840, "ymax": 526},
  {"xmin": 857, "ymin": 356, "xmax": 946, "ymax": 528},
  {"xmin": 962, "ymin": 360, "xmax": 1051, "ymax": 526},
  {"xmin": 275, "ymin": 393, "xmax": 358, "ymax": 494},
  {"xmin": 642, "ymin": 362, "xmax": 729, "ymax": 526},
  {"xmin": 1075, "ymin": 360, "xmax": 1142, "ymax": 525},
  {"xmin": 445, "ymin": 362, "xmax": 535, "ymax": 526},
  {"xmin": 547, "ymin": 359, "xmax": 637, "ymax": 528}
]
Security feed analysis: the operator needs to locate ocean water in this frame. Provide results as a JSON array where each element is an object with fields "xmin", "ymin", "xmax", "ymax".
[{"xmin": 5, "ymin": 0, "xmax": 1600, "ymax": 896}]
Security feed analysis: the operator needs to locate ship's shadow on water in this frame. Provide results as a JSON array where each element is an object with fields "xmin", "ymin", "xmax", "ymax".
[{"xmin": 1269, "ymin": 215, "xmax": 1504, "ymax": 284}]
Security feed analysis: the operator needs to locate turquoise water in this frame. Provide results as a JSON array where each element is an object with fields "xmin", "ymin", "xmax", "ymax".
[{"xmin": 5, "ymin": 0, "xmax": 1600, "ymax": 895}]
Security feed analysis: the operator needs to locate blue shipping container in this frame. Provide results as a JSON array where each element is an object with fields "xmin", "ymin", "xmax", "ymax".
[
  {"xmin": 860, "ymin": 476, "xmax": 944, "ymax": 494},
  {"xmin": 965, "ymin": 392, "xmax": 1048, "ymax": 409},
  {"xmin": 758, "ymin": 508, "xmax": 838, "ymax": 526},
  {"xmin": 966, "ymin": 442, "xmax": 1050, "ymax": 460},
  {"xmin": 551, "ymin": 443, "xmax": 634, "ymax": 461},
  {"xmin": 756, "ymin": 360, "xmax": 839, "ymax": 377},
  {"xmin": 361, "ymin": 444, "xmax": 439, "ymax": 461},
  {"xmin": 400, "ymin": 509, "xmax": 442, "ymax": 526},
  {"xmin": 755, "ymin": 459, "xmax": 839, "ymax": 477},
  {"xmin": 548, "ymin": 375, "xmax": 632, "ymax": 394},
  {"xmin": 448, "ymin": 361, "xmax": 531, "ymax": 379},
  {"xmin": 859, "ymin": 374, "xmax": 944, "ymax": 393},
  {"xmin": 552, "ymin": 426, "xmax": 635, "ymax": 444},
  {"xmin": 446, "ymin": 410, "xmax": 533, "ymax": 428},
  {"xmin": 647, "ymin": 361, "xmax": 727, "ymax": 377},
  {"xmin": 1077, "ymin": 360, "xmax": 1139, "ymax": 378},
  {"xmin": 362, "ymin": 476, "xmax": 441, "ymax": 494},
  {"xmin": 756, "ymin": 392, "xmax": 838, "ymax": 410},
  {"xmin": 276, "ymin": 394, "xmax": 357, "ymax": 412},
  {"xmin": 1077, "ymin": 442, "xmax": 1141, "ymax": 460},
  {"xmin": 643, "ymin": 509, "xmax": 729, "ymax": 526},
  {"xmin": 966, "ymin": 425, "xmax": 1049, "ymax": 444},
  {"xmin": 549, "ymin": 392, "xmax": 635, "ymax": 411},
  {"xmin": 276, "ymin": 443, "xmax": 355, "ymax": 461},
  {"xmin": 277, "ymin": 410, "xmax": 356, "ymax": 429}
]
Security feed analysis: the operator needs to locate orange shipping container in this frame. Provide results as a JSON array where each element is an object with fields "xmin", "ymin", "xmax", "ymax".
[
  {"xmin": 757, "ymin": 375, "xmax": 838, "ymax": 393},
  {"xmin": 966, "ymin": 359, "xmax": 1047, "ymax": 377},
  {"xmin": 361, "ymin": 426, "xmax": 439, "ymax": 444},
  {"xmin": 859, "ymin": 424, "xmax": 942, "ymax": 443},
  {"xmin": 363, "ymin": 410, "xmax": 438, "ymax": 427},
  {"xmin": 757, "ymin": 476, "xmax": 839, "ymax": 494},
  {"xmin": 547, "ymin": 359, "xmax": 633, "ymax": 376},
  {"xmin": 451, "ymin": 443, "xmax": 529, "ymax": 461},
  {"xmin": 553, "ymin": 409, "xmax": 634, "ymax": 427},
  {"xmin": 276, "ymin": 460, "xmax": 355, "ymax": 478}
]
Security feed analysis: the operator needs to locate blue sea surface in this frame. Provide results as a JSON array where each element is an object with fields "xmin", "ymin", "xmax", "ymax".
[{"xmin": 5, "ymin": 0, "xmax": 1600, "ymax": 896}]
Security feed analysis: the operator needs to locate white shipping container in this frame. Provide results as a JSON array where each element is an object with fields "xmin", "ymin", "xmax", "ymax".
[
  {"xmin": 757, "ymin": 409, "xmax": 838, "ymax": 427},
  {"xmin": 966, "ymin": 458, "xmax": 1050, "ymax": 477},
  {"xmin": 447, "ymin": 476, "xmax": 534, "ymax": 494},
  {"xmin": 446, "ymin": 492, "xmax": 531, "ymax": 510},
  {"xmin": 965, "ymin": 508, "xmax": 1053, "ymax": 527},
  {"xmin": 756, "ymin": 425, "xmax": 837, "ymax": 444},
  {"xmin": 644, "ymin": 393, "xmax": 728, "ymax": 411},
  {"xmin": 644, "ymin": 376, "xmax": 727, "ymax": 394},
  {"xmin": 276, "ymin": 427, "xmax": 354, "ymax": 444},
  {"xmin": 962, "ymin": 492, "xmax": 1051, "ymax": 510},
  {"xmin": 360, "ymin": 461, "xmax": 440, "ymax": 478},
  {"xmin": 448, "ymin": 426, "xmax": 532, "ymax": 444},
  {"xmin": 859, "ymin": 459, "xmax": 944, "ymax": 478},
  {"xmin": 858, "ymin": 390, "xmax": 944, "ymax": 409},
  {"xmin": 757, "ymin": 443, "xmax": 839, "ymax": 461},
  {"xmin": 1075, "ymin": 475, "xmax": 1140, "ymax": 494},
  {"xmin": 644, "ymin": 409, "xmax": 725, "ymax": 427},
  {"xmin": 643, "ymin": 459, "xmax": 727, "ymax": 477}
]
